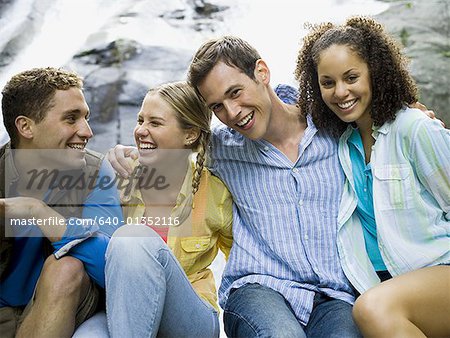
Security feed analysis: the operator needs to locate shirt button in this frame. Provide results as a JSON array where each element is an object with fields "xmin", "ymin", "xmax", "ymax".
[
  {"xmin": 264, "ymin": 146, "xmax": 269, "ymax": 151},
  {"xmin": 304, "ymin": 234, "xmax": 309, "ymax": 240},
  {"xmin": 195, "ymin": 243, "xmax": 201, "ymax": 249},
  {"xmin": 298, "ymin": 200, "xmax": 304, "ymax": 206},
  {"xmin": 292, "ymin": 168, "xmax": 298, "ymax": 173}
]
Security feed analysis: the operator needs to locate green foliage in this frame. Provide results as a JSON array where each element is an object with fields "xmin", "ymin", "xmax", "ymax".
[{"xmin": 400, "ymin": 28, "xmax": 410, "ymax": 47}]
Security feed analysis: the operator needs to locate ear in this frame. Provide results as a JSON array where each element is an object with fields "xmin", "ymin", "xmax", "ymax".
[
  {"xmin": 184, "ymin": 127, "xmax": 201, "ymax": 147},
  {"xmin": 254, "ymin": 59, "xmax": 270, "ymax": 84},
  {"xmin": 15, "ymin": 116, "xmax": 35, "ymax": 140}
]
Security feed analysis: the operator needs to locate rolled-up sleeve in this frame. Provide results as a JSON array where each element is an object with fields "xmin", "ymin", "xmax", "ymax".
[{"xmin": 51, "ymin": 159, "xmax": 123, "ymax": 287}]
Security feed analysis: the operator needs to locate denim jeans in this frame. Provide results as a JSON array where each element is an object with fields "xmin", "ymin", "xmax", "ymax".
[
  {"xmin": 224, "ymin": 283, "xmax": 361, "ymax": 338},
  {"xmin": 105, "ymin": 225, "xmax": 219, "ymax": 338}
]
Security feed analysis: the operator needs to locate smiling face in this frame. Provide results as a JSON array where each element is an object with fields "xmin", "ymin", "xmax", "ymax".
[
  {"xmin": 134, "ymin": 92, "xmax": 191, "ymax": 167},
  {"xmin": 317, "ymin": 44, "xmax": 373, "ymax": 128},
  {"xmin": 197, "ymin": 61, "xmax": 273, "ymax": 140},
  {"xmin": 28, "ymin": 87, "xmax": 93, "ymax": 168}
]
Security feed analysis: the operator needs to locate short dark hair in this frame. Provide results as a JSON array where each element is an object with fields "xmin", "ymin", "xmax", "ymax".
[
  {"xmin": 1, "ymin": 67, "xmax": 83, "ymax": 147},
  {"xmin": 188, "ymin": 35, "xmax": 261, "ymax": 91}
]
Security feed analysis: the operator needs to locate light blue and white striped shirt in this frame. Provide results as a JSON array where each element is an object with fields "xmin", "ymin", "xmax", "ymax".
[
  {"xmin": 209, "ymin": 85, "xmax": 355, "ymax": 325},
  {"xmin": 337, "ymin": 107, "xmax": 450, "ymax": 293}
]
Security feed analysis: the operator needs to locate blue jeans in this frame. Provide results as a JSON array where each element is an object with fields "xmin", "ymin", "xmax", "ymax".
[
  {"xmin": 224, "ymin": 284, "xmax": 361, "ymax": 338},
  {"xmin": 105, "ymin": 225, "xmax": 219, "ymax": 338}
]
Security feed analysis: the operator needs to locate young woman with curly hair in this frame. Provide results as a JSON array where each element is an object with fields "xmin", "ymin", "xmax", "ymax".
[{"xmin": 296, "ymin": 16, "xmax": 450, "ymax": 337}]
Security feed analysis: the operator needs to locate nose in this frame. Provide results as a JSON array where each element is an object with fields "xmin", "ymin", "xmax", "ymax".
[
  {"xmin": 134, "ymin": 123, "xmax": 148, "ymax": 139},
  {"xmin": 135, "ymin": 123, "xmax": 148, "ymax": 138},
  {"xmin": 78, "ymin": 119, "xmax": 93, "ymax": 139},
  {"xmin": 223, "ymin": 100, "xmax": 241, "ymax": 119},
  {"xmin": 334, "ymin": 81, "xmax": 349, "ymax": 99}
]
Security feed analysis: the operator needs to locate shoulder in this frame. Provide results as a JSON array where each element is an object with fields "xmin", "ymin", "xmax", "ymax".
[
  {"xmin": 393, "ymin": 106, "xmax": 428, "ymax": 126},
  {"xmin": 0, "ymin": 143, "xmax": 11, "ymax": 164},
  {"xmin": 83, "ymin": 149, "xmax": 117, "ymax": 185},
  {"xmin": 388, "ymin": 107, "xmax": 442, "ymax": 138},
  {"xmin": 199, "ymin": 168, "xmax": 232, "ymax": 217},
  {"xmin": 211, "ymin": 123, "xmax": 246, "ymax": 148},
  {"xmin": 274, "ymin": 84, "xmax": 298, "ymax": 104},
  {"xmin": 85, "ymin": 149, "xmax": 105, "ymax": 169},
  {"xmin": 202, "ymin": 167, "xmax": 229, "ymax": 191}
]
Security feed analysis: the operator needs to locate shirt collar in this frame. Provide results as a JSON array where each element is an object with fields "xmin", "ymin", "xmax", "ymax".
[
  {"xmin": 372, "ymin": 121, "xmax": 391, "ymax": 140},
  {"xmin": 255, "ymin": 114, "xmax": 317, "ymax": 150}
]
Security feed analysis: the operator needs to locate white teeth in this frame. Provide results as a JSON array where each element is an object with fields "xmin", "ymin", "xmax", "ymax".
[
  {"xmin": 140, "ymin": 143, "xmax": 156, "ymax": 150},
  {"xmin": 337, "ymin": 99, "xmax": 356, "ymax": 109},
  {"xmin": 68, "ymin": 144, "xmax": 85, "ymax": 150},
  {"xmin": 236, "ymin": 112, "xmax": 254, "ymax": 127}
]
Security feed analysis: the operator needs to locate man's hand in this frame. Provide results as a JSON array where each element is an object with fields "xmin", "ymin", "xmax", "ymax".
[
  {"xmin": 1, "ymin": 197, "xmax": 66, "ymax": 241},
  {"xmin": 107, "ymin": 145, "xmax": 139, "ymax": 178},
  {"xmin": 410, "ymin": 102, "xmax": 445, "ymax": 127}
]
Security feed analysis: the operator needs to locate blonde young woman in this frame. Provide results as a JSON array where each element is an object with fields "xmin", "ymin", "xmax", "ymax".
[{"xmin": 105, "ymin": 82, "xmax": 232, "ymax": 338}]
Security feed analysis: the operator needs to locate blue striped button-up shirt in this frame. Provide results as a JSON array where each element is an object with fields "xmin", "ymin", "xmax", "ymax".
[{"xmin": 209, "ymin": 85, "xmax": 355, "ymax": 325}]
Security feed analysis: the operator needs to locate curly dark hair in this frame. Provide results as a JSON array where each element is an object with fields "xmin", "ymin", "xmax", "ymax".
[{"xmin": 295, "ymin": 16, "xmax": 418, "ymax": 136}]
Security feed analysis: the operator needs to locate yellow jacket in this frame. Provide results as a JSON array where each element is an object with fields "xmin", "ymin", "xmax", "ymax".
[{"xmin": 121, "ymin": 156, "xmax": 233, "ymax": 310}]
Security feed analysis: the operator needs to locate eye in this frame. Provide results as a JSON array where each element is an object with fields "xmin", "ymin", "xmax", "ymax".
[
  {"xmin": 320, "ymin": 79, "xmax": 334, "ymax": 88},
  {"xmin": 150, "ymin": 121, "xmax": 162, "ymax": 127},
  {"xmin": 211, "ymin": 104, "xmax": 223, "ymax": 114},
  {"xmin": 66, "ymin": 115, "xmax": 77, "ymax": 124},
  {"xmin": 347, "ymin": 74, "xmax": 359, "ymax": 83},
  {"xmin": 137, "ymin": 117, "xmax": 143, "ymax": 125},
  {"xmin": 230, "ymin": 89, "xmax": 241, "ymax": 98}
]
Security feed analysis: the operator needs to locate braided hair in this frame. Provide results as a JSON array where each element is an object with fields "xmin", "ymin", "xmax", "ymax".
[{"xmin": 152, "ymin": 81, "xmax": 212, "ymax": 196}]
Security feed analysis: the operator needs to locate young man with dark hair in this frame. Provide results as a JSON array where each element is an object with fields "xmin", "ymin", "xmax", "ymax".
[{"xmin": 187, "ymin": 36, "xmax": 360, "ymax": 338}]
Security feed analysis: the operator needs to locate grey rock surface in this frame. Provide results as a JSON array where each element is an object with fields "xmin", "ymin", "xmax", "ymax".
[{"xmin": 375, "ymin": 0, "xmax": 450, "ymax": 125}]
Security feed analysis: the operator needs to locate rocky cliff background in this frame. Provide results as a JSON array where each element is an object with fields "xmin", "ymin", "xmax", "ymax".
[
  {"xmin": 0, "ymin": 0, "xmax": 448, "ymax": 151},
  {"xmin": 375, "ymin": 0, "xmax": 449, "ymax": 127}
]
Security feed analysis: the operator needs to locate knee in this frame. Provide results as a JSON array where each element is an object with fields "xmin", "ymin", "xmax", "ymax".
[
  {"xmin": 353, "ymin": 287, "xmax": 392, "ymax": 328},
  {"xmin": 225, "ymin": 285, "xmax": 305, "ymax": 338},
  {"xmin": 225, "ymin": 310, "xmax": 303, "ymax": 338},
  {"xmin": 39, "ymin": 255, "xmax": 87, "ymax": 299},
  {"xmin": 106, "ymin": 225, "xmax": 165, "ymax": 269}
]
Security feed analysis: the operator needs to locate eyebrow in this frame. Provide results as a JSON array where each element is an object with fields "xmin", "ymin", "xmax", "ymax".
[
  {"xmin": 319, "ymin": 68, "xmax": 359, "ymax": 78},
  {"xmin": 224, "ymin": 85, "xmax": 240, "ymax": 97},
  {"xmin": 138, "ymin": 113, "xmax": 165, "ymax": 121},
  {"xmin": 343, "ymin": 68, "xmax": 359, "ymax": 75},
  {"xmin": 62, "ymin": 109, "xmax": 90, "ymax": 118}
]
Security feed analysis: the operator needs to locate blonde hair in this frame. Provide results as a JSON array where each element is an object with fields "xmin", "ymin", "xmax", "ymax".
[{"xmin": 149, "ymin": 81, "xmax": 211, "ymax": 196}]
